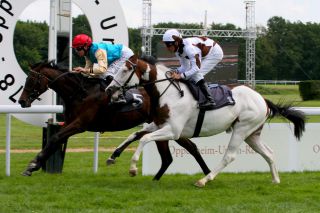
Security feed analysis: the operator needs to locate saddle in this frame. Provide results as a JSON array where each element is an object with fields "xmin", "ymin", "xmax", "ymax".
[
  {"xmin": 105, "ymin": 88, "xmax": 145, "ymax": 113},
  {"xmin": 182, "ymin": 81, "xmax": 236, "ymax": 137},
  {"xmin": 184, "ymin": 81, "xmax": 235, "ymax": 110},
  {"xmin": 117, "ymin": 89, "xmax": 145, "ymax": 112}
]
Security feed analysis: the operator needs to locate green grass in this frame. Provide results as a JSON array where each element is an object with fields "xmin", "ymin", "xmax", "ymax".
[
  {"xmin": 1, "ymin": 84, "xmax": 320, "ymax": 212},
  {"xmin": 256, "ymin": 84, "xmax": 320, "ymax": 122},
  {"xmin": 1, "ymin": 152, "xmax": 320, "ymax": 213}
]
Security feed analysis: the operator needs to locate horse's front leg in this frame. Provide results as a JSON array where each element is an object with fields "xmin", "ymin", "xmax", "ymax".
[
  {"xmin": 107, "ymin": 122, "xmax": 158, "ymax": 165},
  {"xmin": 152, "ymin": 138, "xmax": 211, "ymax": 181},
  {"xmin": 129, "ymin": 125, "xmax": 175, "ymax": 177},
  {"xmin": 22, "ymin": 121, "xmax": 85, "ymax": 176}
]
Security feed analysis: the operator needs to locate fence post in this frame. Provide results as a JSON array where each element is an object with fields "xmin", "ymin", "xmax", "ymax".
[
  {"xmin": 6, "ymin": 114, "xmax": 11, "ymax": 176},
  {"xmin": 42, "ymin": 120, "xmax": 68, "ymax": 173}
]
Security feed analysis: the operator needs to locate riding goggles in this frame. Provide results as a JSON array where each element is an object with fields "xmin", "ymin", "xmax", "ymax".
[{"xmin": 164, "ymin": 41, "xmax": 175, "ymax": 47}]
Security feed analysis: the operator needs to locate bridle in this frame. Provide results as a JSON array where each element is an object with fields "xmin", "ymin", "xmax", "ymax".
[
  {"xmin": 121, "ymin": 59, "xmax": 184, "ymax": 98},
  {"xmin": 24, "ymin": 69, "xmax": 70, "ymax": 102},
  {"xmin": 123, "ymin": 59, "xmax": 138, "ymax": 88},
  {"xmin": 23, "ymin": 69, "xmax": 49, "ymax": 101}
]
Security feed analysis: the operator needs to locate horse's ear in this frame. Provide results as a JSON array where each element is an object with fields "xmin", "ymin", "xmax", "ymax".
[
  {"xmin": 132, "ymin": 54, "xmax": 138, "ymax": 63},
  {"xmin": 48, "ymin": 60, "xmax": 56, "ymax": 67},
  {"xmin": 172, "ymin": 35, "xmax": 182, "ymax": 41},
  {"xmin": 139, "ymin": 55, "xmax": 157, "ymax": 65},
  {"xmin": 130, "ymin": 54, "xmax": 138, "ymax": 63}
]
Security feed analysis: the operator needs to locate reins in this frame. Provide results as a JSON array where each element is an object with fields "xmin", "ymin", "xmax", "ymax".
[
  {"xmin": 29, "ymin": 69, "xmax": 70, "ymax": 88},
  {"xmin": 123, "ymin": 60, "xmax": 138, "ymax": 88},
  {"xmin": 48, "ymin": 71, "xmax": 72, "ymax": 87},
  {"xmin": 122, "ymin": 60, "xmax": 184, "ymax": 98},
  {"xmin": 28, "ymin": 68, "xmax": 88, "ymax": 101}
]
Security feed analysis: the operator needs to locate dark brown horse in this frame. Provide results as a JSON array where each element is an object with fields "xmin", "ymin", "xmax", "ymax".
[{"xmin": 18, "ymin": 61, "xmax": 210, "ymax": 179}]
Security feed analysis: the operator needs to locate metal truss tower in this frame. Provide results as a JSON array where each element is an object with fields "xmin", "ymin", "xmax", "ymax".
[
  {"xmin": 245, "ymin": 1, "xmax": 256, "ymax": 87},
  {"xmin": 141, "ymin": 0, "xmax": 256, "ymax": 86},
  {"xmin": 142, "ymin": 0, "xmax": 152, "ymax": 56}
]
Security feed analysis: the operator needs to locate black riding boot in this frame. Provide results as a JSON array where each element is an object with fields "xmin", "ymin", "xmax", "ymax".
[
  {"xmin": 105, "ymin": 85, "xmax": 127, "ymax": 105},
  {"xmin": 104, "ymin": 75, "xmax": 114, "ymax": 87},
  {"xmin": 197, "ymin": 79, "xmax": 216, "ymax": 109},
  {"xmin": 114, "ymin": 92, "xmax": 127, "ymax": 104}
]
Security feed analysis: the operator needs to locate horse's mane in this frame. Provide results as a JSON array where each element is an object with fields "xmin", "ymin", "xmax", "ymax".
[
  {"xmin": 154, "ymin": 63, "xmax": 171, "ymax": 72},
  {"xmin": 139, "ymin": 55, "xmax": 157, "ymax": 65},
  {"xmin": 30, "ymin": 60, "xmax": 69, "ymax": 73},
  {"xmin": 138, "ymin": 55, "xmax": 171, "ymax": 73}
]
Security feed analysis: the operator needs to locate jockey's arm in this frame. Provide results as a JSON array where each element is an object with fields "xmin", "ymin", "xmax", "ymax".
[
  {"xmin": 177, "ymin": 56, "xmax": 189, "ymax": 74},
  {"xmin": 92, "ymin": 49, "xmax": 108, "ymax": 74},
  {"xmin": 78, "ymin": 49, "xmax": 108, "ymax": 76},
  {"xmin": 83, "ymin": 57, "xmax": 93, "ymax": 72},
  {"xmin": 179, "ymin": 54, "xmax": 201, "ymax": 80}
]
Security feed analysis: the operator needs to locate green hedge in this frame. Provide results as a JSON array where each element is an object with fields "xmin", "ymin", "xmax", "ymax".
[{"xmin": 299, "ymin": 80, "xmax": 320, "ymax": 100}]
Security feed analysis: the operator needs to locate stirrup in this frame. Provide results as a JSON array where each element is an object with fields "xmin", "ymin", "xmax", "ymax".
[
  {"xmin": 112, "ymin": 94, "xmax": 127, "ymax": 104},
  {"xmin": 198, "ymin": 101, "xmax": 215, "ymax": 109},
  {"xmin": 113, "ymin": 99, "xmax": 127, "ymax": 104}
]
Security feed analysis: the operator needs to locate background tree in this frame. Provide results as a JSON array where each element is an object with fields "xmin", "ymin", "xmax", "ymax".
[
  {"xmin": 13, "ymin": 15, "xmax": 320, "ymax": 81},
  {"xmin": 14, "ymin": 20, "xmax": 48, "ymax": 73}
]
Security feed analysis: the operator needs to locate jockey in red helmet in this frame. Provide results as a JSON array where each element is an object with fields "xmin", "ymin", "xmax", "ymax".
[
  {"xmin": 72, "ymin": 33, "xmax": 134, "ymax": 104},
  {"xmin": 72, "ymin": 33, "xmax": 92, "ymax": 51}
]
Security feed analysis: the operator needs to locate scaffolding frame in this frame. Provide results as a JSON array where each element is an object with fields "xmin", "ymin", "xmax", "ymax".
[{"xmin": 141, "ymin": 0, "xmax": 256, "ymax": 87}]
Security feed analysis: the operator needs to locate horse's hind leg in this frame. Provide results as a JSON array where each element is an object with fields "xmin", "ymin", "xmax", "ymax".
[
  {"xmin": 245, "ymin": 126, "xmax": 280, "ymax": 184},
  {"xmin": 107, "ymin": 130, "xmax": 149, "ymax": 165},
  {"xmin": 107, "ymin": 122, "xmax": 158, "ymax": 165}
]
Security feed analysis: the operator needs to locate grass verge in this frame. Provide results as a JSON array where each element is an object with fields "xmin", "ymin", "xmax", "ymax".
[{"xmin": 0, "ymin": 152, "xmax": 320, "ymax": 213}]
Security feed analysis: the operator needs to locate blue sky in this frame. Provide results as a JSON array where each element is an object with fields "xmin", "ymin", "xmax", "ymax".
[{"xmin": 20, "ymin": 0, "xmax": 320, "ymax": 28}]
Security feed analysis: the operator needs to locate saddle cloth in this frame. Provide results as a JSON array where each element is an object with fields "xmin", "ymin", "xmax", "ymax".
[
  {"xmin": 185, "ymin": 82, "xmax": 235, "ymax": 110},
  {"xmin": 89, "ymin": 78, "xmax": 144, "ymax": 113},
  {"xmin": 108, "ymin": 89, "xmax": 144, "ymax": 113}
]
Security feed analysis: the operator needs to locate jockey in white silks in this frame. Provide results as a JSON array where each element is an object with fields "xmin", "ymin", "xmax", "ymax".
[
  {"xmin": 72, "ymin": 33, "xmax": 134, "ymax": 104},
  {"xmin": 162, "ymin": 29, "xmax": 224, "ymax": 109}
]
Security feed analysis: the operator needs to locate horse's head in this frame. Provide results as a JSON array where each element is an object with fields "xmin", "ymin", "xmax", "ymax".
[
  {"xmin": 18, "ymin": 61, "xmax": 57, "ymax": 108},
  {"xmin": 108, "ymin": 55, "xmax": 158, "ymax": 89}
]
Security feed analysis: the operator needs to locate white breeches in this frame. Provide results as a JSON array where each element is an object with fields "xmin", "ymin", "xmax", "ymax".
[
  {"xmin": 104, "ymin": 46, "xmax": 134, "ymax": 78},
  {"xmin": 200, "ymin": 44, "xmax": 224, "ymax": 76}
]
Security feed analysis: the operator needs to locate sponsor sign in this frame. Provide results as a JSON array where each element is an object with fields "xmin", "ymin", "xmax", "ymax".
[{"xmin": 143, "ymin": 123, "xmax": 320, "ymax": 174}]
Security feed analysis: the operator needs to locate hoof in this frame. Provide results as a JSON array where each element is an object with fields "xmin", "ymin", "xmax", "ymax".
[
  {"xmin": 21, "ymin": 170, "xmax": 32, "ymax": 176},
  {"xmin": 22, "ymin": 161, "xmax": 40, "ymax": 176},
  {"xmin": 106, "ymin": 158, "xmax": 115, "ymax": 166},
  {"xmin": 272, "ymin": 179, "xmax": 280, "ymax": 184},
  {"xmin": 129, "ymin": 168, "xmax": 138, "ymax": 177},
  {"xmin": 194, "ymin": 180, "xmax": 206, "ymax": 188}
]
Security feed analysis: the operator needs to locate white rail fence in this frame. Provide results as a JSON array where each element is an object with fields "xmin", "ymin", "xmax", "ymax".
[
  {"xmin": 1, "ymin": 105, "xmax": 63, "ymax": 176},
  {"xmin": 0, "ymin": 105, "xmax": 102, "ymax": 177},
  {"xmin": 238, "ymin": 80, "xmax": 300, "ymax": 85},
  {"xmin": 1, "ymin": 106, "xmax": 320, "ymax": 176}
]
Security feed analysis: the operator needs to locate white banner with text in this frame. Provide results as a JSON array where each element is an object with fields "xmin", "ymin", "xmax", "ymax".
[{"xmin": 142, "ymin": 123, "xmax": 320, "ymax": 175}]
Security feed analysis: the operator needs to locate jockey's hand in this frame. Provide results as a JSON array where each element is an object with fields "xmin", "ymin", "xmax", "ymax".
[
  {"xmin": 73, "ymin": 67, "xmax": 85, "ymax": 73},
  {"xmin": 171, "ymin": 72, "xmax": 182, "ymax": 80}
]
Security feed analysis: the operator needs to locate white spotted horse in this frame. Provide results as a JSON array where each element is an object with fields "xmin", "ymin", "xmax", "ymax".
[
  {"xmin": 18, "ymin": 61, "xmax": 211, "ymax": 179},
  {"xmin": 108, "ymin": 55, "xmax": 306, "ymax": 187}
]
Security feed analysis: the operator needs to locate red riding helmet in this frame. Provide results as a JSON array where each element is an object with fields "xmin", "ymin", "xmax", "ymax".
[{"xmin": 72, "ymin": 34, "xmax": 92, "ymax": 49}]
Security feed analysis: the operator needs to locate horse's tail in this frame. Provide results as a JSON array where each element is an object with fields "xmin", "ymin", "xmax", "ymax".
[{"xmin": 265, "ymin": 99, "xmax": 306, "ymax": 140}]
